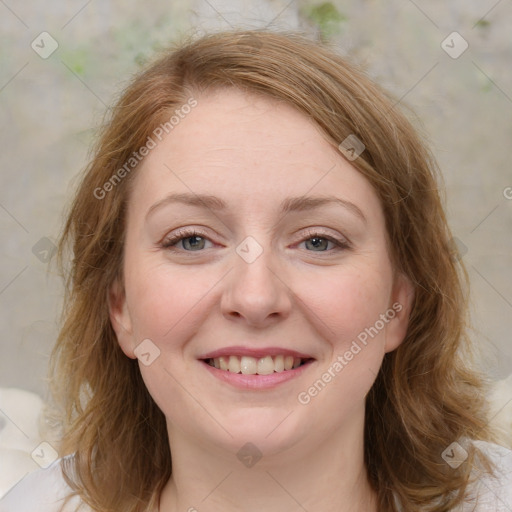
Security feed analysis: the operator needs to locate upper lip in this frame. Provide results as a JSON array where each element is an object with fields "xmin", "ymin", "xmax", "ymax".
[{"xmin": 198, "ymin": 346, "xmax": 315, "ymax": 360}]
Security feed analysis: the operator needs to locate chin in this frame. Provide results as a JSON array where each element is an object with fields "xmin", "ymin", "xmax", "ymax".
[{"xmin": 213, "ymin": 408, "xmax": 310, "ymax": 459}]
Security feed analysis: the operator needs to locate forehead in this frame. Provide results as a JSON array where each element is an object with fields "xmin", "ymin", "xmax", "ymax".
[
  {"xmin": 128, "ymin": 87, "xmax": 383, "ymax": 223},
  {"xmin": 153, "ymin": 87, "xmax": 332, "ymax": 166}
]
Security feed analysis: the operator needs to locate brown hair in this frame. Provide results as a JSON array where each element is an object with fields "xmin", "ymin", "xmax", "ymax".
[{"xmin": 51, "ymin": 28, "xmax": 498, "ymax": 512}]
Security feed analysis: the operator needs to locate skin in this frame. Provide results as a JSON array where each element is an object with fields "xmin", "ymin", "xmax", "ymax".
[{"xmin": 109, "ymin": 87, "xmax": 414, "ymax": 512}]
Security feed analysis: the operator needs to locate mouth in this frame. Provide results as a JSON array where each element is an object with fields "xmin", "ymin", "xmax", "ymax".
[{"xmin": 201, "ymin": 355, "xmax": 315, "ymax": 375}]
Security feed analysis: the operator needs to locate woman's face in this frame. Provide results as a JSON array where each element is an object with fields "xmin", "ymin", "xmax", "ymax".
[{"xmin": 110, "ymin": 87, "xmax": 413, "ymax": 460}]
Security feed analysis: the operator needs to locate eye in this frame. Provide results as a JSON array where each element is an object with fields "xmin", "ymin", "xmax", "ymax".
[
  {"xmin": 162, "ymin": 228, "xmax": 213, "ymax": 252},
  {"xmin": 299, "ymin": 230, "xmax": 350, "ymax": 252},
  {"xmin": 161, "ymin": 228, "xmax": 350, "ymax": 254}
]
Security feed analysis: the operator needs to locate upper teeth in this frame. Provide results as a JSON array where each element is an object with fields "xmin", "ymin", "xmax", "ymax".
[{"xmin": 209, "ymin": 355, "xmax": 303, "ymax": 375}]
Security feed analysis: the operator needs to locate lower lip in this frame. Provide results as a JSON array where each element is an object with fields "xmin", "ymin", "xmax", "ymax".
[{"xmin": 200, "ymin": 360, "xmax": 315, "ymax": 389}]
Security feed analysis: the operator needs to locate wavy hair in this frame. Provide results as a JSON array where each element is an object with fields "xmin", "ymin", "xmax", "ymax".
[{"xmin": 50, "ymin": 28, "xmax": 498, "ymax": 511}]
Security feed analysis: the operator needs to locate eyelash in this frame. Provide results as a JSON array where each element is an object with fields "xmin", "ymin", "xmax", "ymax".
[
  {"xmin": 161, "ymin": 228, "xmax": 350, "ymax": 253},
  {"xmin": 161, "ymin": 228, "xmax": 211, "ymax": 250},
  {"xmin": 301, "ymin": 228, "xmax": 351, "ymax": 252}
]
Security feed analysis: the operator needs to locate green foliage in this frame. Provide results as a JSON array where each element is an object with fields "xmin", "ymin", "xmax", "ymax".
[
  {"xmin": 474, "ymin": 19, "xmax": 491, "ymax": 28},
  {"xmin": 59, "ymin": 47, "xmax": 90, "ymax": 75},
  {"xmin": 302, "ymin": 1, "xmax": 347, "ymax": 41}
]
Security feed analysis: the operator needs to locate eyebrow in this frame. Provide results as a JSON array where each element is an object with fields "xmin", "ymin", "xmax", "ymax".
[{"xmin": 146, "ymin": 192, "xmax": 367, "ymax": 224}]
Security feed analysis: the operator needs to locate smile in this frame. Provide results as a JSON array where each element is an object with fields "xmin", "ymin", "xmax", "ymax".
[{"xmin": 205, "ymin": 355, "xmax": 313, "ymax": 375}]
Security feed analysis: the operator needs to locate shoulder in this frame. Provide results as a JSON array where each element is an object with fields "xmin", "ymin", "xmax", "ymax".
[
  {"xmin": 393, "ymin": 440, "xmax": 512, "ymax": 511},
  {"xmin": 0, "ymin": 456, "xmax": 88, "ymax": 512},
  {"xmin": 461, "ymin": 440, "xmax": 512, "ymax": 511}
]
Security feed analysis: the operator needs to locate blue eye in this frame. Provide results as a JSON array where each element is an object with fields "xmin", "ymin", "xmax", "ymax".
[
  {"xmin": 161, "ymin": 229, "xmax": 350, "ymax": 254},
  {"xmin": 162, "ymin": 230, "xmax": 212, "ymax": 251},
  {"xmin": 300, "ymin": 230, "xmax": 350, "ymax": 252},
  {"xmin": 303, "ymin": 236, "xmax": 334, "ymax": 251}
]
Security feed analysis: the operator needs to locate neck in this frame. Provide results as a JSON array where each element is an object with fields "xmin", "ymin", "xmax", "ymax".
[{"xmin": 158, "ymin": 405, "xmax": 377, "ymax": 512}]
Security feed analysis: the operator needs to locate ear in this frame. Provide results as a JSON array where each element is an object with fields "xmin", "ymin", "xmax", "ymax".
[
  {"xmin": 108, "ymin": 279, "xmax": 136, "ymax": 359},
  {"xmin": 384, "ymin": 273, "xmax": 415, "ymax": 354}
]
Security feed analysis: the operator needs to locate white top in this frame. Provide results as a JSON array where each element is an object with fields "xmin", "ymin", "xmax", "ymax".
[
  {"xmin": 1, "ymin": 440, "xmax": 511, "ymax": 511},
  {"xmin": 0, "ymin": 455, "xmax": 85, "ymax": 512}
]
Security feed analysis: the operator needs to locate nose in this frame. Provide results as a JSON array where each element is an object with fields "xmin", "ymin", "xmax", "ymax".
[{"xmin": 220, "ymin": 243, "xmax": 293, "ymax": 327}]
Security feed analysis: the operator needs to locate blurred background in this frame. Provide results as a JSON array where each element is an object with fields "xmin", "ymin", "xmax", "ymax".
[{"xmin": 0, "ymin": 0, "xmax": 511, "ymax": 416}]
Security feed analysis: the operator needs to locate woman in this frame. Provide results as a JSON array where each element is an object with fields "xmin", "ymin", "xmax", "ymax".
[{"xmin": 1, "ymin": 29, "xmax": 511, "ymax": 512}]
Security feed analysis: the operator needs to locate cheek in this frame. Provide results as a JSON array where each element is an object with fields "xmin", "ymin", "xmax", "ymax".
[
  {"xmin": 294, "ymin": 262, "xmax": 392, "ymax": 348},
  {"xmin": 295, "ymin": 272, "xmax": 390, "ymax": 420},
  {"xmin": 124, "ymin": 259, "xmax": 214, "ymax": 347},
  {"xmin": 292, "ymin": 263, "xmax": 393, "ymax": 416},
  {"xmin": 123, "ymin": 261, "xmax": 214, "ymax": 423}
]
